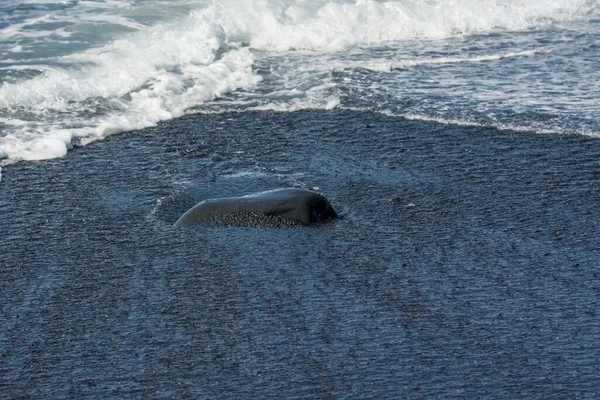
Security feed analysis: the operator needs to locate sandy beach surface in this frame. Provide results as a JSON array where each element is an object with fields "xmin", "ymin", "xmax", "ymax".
[{"xmin": 1, "ymin": 110, "xmax": 599, "ymax": 398}]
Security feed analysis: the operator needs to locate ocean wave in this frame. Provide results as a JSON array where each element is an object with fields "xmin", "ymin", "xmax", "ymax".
[
  {"xmin": 0, "ymin": 0, "xmax": 597, "ymax": 163},
  {"xmin": 210, "ymin": 0, "xmax": 594, "ymax": 51}
]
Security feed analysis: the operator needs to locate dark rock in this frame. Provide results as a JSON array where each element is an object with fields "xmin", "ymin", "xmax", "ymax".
[{"xmin": 175, "ymin": 188, "xmax": 337, "ymax": 227}]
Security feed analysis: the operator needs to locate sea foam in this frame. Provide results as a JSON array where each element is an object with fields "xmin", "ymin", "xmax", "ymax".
[{"xmin": 0, "ymin": 0, "xmax": 596, "ymax": 163}]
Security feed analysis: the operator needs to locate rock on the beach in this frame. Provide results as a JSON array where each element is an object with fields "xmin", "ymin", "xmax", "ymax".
[{"xmin": 174, "ymin": 188, "xmax": 337, "ymax": 227}]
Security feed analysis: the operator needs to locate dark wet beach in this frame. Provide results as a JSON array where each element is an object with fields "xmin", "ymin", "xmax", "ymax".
[{"xmin": 1, "ymin": 110, "xmax": 599, "ymax": 398}]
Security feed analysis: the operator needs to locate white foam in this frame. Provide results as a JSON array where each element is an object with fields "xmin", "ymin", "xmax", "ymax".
[
  {"xmin": 222, "ymin": 171, "xmax": 268, "ymax": 179},
  {"xmin": 0, "ymin": 64, "xmax": 52, "ymax": 71},
  {"xmin": 342, "ymin": 49, "xmax": 550, "ymax": 72},
  {"xmin": 367, "ymin": 108, "xmax": 600, "ymax": 138},
  {"xmin": 0, "ymin": 0, "xmax": 597, "ymax": 163},
  {"xmin": 0, "ymin": 131, "xmax": 70, "ymax": 161},
  {"xmin": 211, "ymin": 0, "xmax": 593, "ymax": 52},
  {"xmin": 0, "ymin": 9, "xmax": 261, "ymax": 162},
  {"xmin": 247, "ymin": 94, "xmax": 341, "ymax": 113}
]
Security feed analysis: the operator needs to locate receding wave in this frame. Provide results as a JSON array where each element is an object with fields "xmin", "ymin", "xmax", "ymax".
[{"xmin": 0, "ymin": 0, "xmax": 596, "ymax": 163}]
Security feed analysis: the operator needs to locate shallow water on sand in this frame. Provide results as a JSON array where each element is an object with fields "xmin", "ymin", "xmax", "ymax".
[{"xmin": 1, "ymin": 110, "xmax": 599, "ymax": 398}]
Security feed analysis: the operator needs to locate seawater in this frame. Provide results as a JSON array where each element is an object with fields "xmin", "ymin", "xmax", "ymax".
[{"xmin": 0, "ymin": 0, "xmax": 599, "ymax": 163}]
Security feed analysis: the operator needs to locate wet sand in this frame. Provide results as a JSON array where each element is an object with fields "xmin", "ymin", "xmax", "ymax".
[{"xmin": 1, "ymin": 110, "xmax": 599, "ymax": 398}]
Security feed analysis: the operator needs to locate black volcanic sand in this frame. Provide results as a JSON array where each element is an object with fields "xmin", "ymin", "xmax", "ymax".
[{"xmin": 1, "ymin": 110, "xmax": 599, "ymax": 398}]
